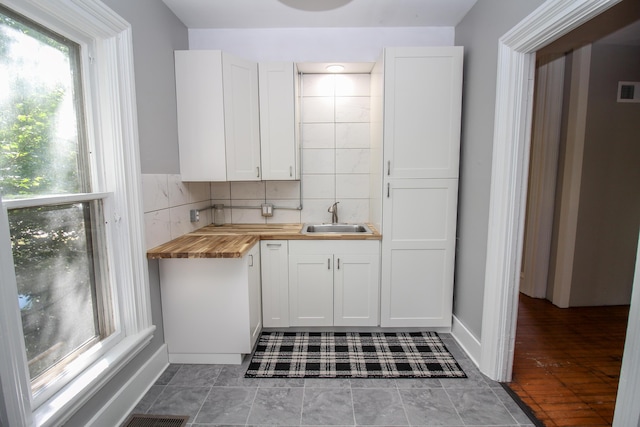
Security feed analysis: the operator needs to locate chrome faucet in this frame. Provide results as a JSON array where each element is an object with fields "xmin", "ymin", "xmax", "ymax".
[{"xmin": 328, "ymin": 202, "xmax": 339, "ymax": 224}]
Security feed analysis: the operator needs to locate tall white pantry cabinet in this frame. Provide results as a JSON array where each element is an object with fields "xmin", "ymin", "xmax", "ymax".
[{"xmin": 376, "ymin": 47, "xmax": 464, "ymax": 328}]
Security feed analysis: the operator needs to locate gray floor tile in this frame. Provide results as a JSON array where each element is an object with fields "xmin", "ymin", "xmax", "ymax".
[
  {"xmin": 395, "ymin": 378, "xmax": 442, "ymax": 389},
  {"xmin": 156, "ymin": 364, "xmax": 181, "ymax": 385},
  {"xmin": 302, "ymin": 388, "xmax": 355, "ymax": 426},
  {"xmin": 399, "ymin": 388, "xmax": 463, "ymax": 426},
  {"xmin": 257, "ymin": 377, "xmax": 305, "ymax": 388},
  {"xmin": 445, "ymin": 388, "xmax": 517, "ymax": 426},
  {"xmin": 169, "ymin": 364, "xmax": 224, "ymax": 387},
  {"xmin": 147, "ymin": 385, "xmax": 210, "ymax": 419},
  {"xmin": 131, "ymin": 384, "xmax": 164, "ymax": 413},
  {"xmin": 247, "ymin": 387, "xmax": 304, "ymax": 425},
  {"xmin": 352, "ymin": 388, "xmax": 409, "ymax": 426},
  {"xmin": 304, "ymin": 378, "xmax": 351, "ymax": 388},
  {"xmin": 491, "ymin": 386, "xmax": 534, "ymax": 425},
  {"xmin": 195, "ymin": 386, "xmax": 257, "ymax": 425},
  {"xmin": 214, "ymin": 365, "xmax": 260, "ymax": 387},
  {"xmin": 350, "ymin": 378, "xmax": 397, "ymax": 389}
]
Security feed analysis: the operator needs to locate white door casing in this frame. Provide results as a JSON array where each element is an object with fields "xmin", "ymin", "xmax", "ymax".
[{"xmin": 480, "ymin": 0, "xmax": 623, "ymax": 383}]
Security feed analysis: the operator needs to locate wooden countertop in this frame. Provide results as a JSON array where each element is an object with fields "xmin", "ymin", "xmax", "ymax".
[{"xmin": 147, "ymin": 223, "xmax": 381, "ymax": 259}]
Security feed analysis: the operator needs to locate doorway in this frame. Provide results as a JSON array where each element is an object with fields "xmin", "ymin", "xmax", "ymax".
[
  {"xmin": 480, "ymin": 0, "xmax": 640, "ymax": 426},
  {"xmin": 511, "ymin": 10, "xmax": 640, "ymax": 426}
]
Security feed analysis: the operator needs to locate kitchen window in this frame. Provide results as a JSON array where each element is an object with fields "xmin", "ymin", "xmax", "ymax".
[{"xmin": 0, "ymin": 1, "xmax": 152, "ymax": 426}]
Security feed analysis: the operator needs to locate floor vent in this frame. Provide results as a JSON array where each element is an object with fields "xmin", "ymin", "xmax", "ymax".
[{"xmin": 122, "ymin": 414, "xmax": 189, "ymax": 427}]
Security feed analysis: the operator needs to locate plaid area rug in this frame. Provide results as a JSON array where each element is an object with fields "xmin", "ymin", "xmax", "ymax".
[{"xmin": 245, "ymin": 331, "xmax": 466, "ymax": 378}]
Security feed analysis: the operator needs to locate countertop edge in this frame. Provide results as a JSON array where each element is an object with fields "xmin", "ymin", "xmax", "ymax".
[{"xmin": 146, "ymin": 223, "xmax": 381, "ymax": 259}]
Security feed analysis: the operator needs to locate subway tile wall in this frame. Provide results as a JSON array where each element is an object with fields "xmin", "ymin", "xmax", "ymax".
[
  {"xmin": 301, "ymin": 73, "xmax": 371, "ymax": 224},
  {"xmin": 142, "ymin": 73, "xmax": 371, "ymax": 249}
]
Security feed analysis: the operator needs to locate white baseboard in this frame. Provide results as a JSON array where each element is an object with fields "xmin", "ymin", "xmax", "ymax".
[
  {"xmin": 88, "ymin": 344, "xmax": 169, "ymax": 427},
  {"xmin": 451, "ymin": 315, "xmax": 482, "ymax": 367}
]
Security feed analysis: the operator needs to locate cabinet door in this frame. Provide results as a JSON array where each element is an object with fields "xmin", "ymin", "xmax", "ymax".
[
  {"xmin": 248, "ymin": 244, "xmax": 262, "ymax": 348},
  {"xmin": 260, "ymin": 240, "xmax": 289, "ymax": 327},
  {"xmin": 380, "ymin": 179, "xmax": 458, "ymax": 327},
  {"xmin": 223, "ymin": 52, "xmax": 261, "ymax": 181},
  {"xmin": 289, "ymin": 253, "xmax": 333, "ymax": 326},
  {"xmin": 259, "ymin": 62, "xmax": 299, "ymax": 180},
  {"xmin": 334, "ymin": 253, "xmax": 380, "ymax": 327},
  {"xmin": 383, "ymin": 47, "xmax": 463, "ymax": 179},
  {"xmin": 174, "ymin": 50, "xmax": 226, "ymax": 181}
]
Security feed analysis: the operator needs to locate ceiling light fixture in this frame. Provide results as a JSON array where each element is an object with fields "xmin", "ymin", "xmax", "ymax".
[
  {"xmin": 277, "ymin": 0, "xmax": 353, "ymax": 12},
  {"xmin": 326, "ymin": 64, "xmax": 345, "ymax": 73}
]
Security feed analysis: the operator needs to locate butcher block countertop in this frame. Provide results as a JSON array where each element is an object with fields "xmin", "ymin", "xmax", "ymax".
[{"xmin": 146, "ymin": 223, "xmax": 381, "ymax": 259}]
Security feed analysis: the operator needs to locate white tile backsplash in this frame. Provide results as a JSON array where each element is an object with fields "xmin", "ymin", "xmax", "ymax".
[
  {"xmin": 144, "ymin": 209, "xmax": 171, "ymax": 249},
  {"xmin": 302, "ymin": 149, "xmax": 335, "ymax": 174},
  {"xmin": 266, "ymin": 181, "xmax": 300, "ymax": 200},
  {"xmin": 300, "ymin": 73, "xmax": 372, "ymax": 222},
  {"xmin": 336, "ymin": 123, "xmax": 370, "ymax": 149},
  {"xmin": 210, "ymin": 181, "xmax": 231, "ymax": 199},
  {"xmin": 336, "ymin": 149, "xmax": 370, "ymax": 174},
  {"xmin": 303, "ymin": 74, "xmax": 335, "ymax": 97},
  {"xmin": 230, "ymin": 199, "xmax": 266, "ymax": 224},
  {"xmin": 335, "ymin": 74, "xmax": 370, "ymax": 97},
  {"xmin": 302, "ymin": 174, "xmax": 336, "ymax": 199},
  {"xmin": 230, "ymin": 181, "xmax": 266, "ymax": 200},
  {"xmin": 301, "ymin": 199, "xmax": 337, "ymax": 224},
  {"xmin": 302, "ymin": 123, "xmax": 335, "ymax": 149},
  {"xmin": 335, "ymin": 97, "xmax": 370, "ymax": 123},
  {"xmin": 167, "ymin": 174, "xmax": 190, "ymax": 206},
  {"xmin": 141, "ymin": 74, "xmax": 372, "ymax": 248},
  {"xmin": 302, "ymin": 97, "xmax": 335, "ymax": 123},
  {"xmin": 142, "ymin": 174, "xmax": 169, "ymax": 213},
  {"xmin": 336, "ymin": 174, "xmax": 370, "ymax": 199}
]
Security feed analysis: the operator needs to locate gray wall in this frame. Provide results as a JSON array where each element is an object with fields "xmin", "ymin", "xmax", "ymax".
[
  {"xmin": 64, "ymin": 1, "xmax": 187, "ymax": 424},
  {"xmin": 570, "ymin": 43, "xmax": 640, "ymax": 306},
  {"xmin": 453, "ymin": 0, "xmax": 546, "ymax": 339},
  {"xmin": 105, "ymin": 0, "xmax": 186, "ymax": 175}
]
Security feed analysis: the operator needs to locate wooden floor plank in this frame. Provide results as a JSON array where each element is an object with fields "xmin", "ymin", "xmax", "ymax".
[{"xmin": 507, "ymin": 294, "xmax": 629, "ymax": 427}]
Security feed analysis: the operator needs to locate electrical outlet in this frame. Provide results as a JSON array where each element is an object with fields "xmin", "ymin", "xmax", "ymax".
[
  {"xmin": 261, "ymin": 203, "xmax": 274, "ymax": 217},
  {"xmin": 190, "ymin": 209, "xmax": 200, "ymax": 222}
]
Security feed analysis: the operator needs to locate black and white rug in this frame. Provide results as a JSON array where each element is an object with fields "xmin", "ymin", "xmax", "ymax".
[{"xmin": 245, "ymin": 331, "xmax": 466, "ymax": 379}]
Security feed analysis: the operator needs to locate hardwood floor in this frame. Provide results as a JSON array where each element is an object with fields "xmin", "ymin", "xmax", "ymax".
[{"xmin": 507, "ymin": 294, "xmax": 629, "ymax": 427}]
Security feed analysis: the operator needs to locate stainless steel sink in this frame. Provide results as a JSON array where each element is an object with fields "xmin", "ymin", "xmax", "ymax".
[{"xmin": 301, "ymin": 223, "xmax": 373, "ymax": 234}]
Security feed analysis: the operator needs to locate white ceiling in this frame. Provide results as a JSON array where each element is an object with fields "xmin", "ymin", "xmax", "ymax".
[{"xmin": 161, "ymin": 0, "xmax": 478, "ymax": 29}]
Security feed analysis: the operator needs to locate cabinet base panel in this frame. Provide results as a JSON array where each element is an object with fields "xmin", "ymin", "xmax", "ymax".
[{"xmin": 168, "ymin": 353, "xmax": 246, "ymax": 365}]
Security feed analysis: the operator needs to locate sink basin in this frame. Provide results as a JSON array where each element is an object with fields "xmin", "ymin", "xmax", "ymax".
[{"xmin": 301, "ymin": 223, "xmax": 373, "ymax": 234}]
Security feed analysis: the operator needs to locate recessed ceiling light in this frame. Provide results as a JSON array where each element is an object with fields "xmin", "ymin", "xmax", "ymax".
[{"xmin": 326, "ymin": 64, "xmax": 345, "ymax": 73}]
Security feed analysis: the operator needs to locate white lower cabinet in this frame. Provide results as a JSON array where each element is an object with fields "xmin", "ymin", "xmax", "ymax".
[
  {"xmin": 159, "ymin": 243, "xmax": 261, "ymax": 364},
  {"xmin": 288, "ymin": 241, "xmax": 380, "ymax": 327},
  {"xmin": 380, "ymin": 179, "xmax": 458, "ymax": 327},
  {"xmin": 260, "ymin": 240, "xmax": 290, "ymax": 327}
]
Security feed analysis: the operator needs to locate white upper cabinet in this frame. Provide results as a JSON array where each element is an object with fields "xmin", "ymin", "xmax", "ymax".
[
  {"xmin": 174, "ymin": 50, "xmax": 226, "ymax": 181},
  {"xmin": 258, "ymin": 62, "xmax": 300, "ymax": 180},
  {"xmin": 223, "ymin": 52, "xmax": 261, "ymax": 181},
  {"xmin": 174, "ymin": 50, "xmax": 260, "ymax": 181},
  {"xmin": 383, "ymin": 47, "xmax": 463, "ymax": 179}
]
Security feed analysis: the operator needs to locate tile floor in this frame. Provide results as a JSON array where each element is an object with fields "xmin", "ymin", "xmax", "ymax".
[{"xmin": 129, "ymin": 334, "xmax": 536, "ymax": 426}]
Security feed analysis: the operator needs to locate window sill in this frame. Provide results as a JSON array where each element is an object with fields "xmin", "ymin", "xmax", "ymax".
[{"xmin": 33, "ymin": 326, "xmax": 155, "ymax": 427}]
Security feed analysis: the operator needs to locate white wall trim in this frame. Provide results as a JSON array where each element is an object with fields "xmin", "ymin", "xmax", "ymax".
[
  {"xmin": 88, "ymin": 344, "xmax": 168, "ymax": 427},
  {"xmin": 0, "ymin": 1, "xmax": 152, "ymax": 425},
  {"xmin": 480, "ymin": 0, "xmax": 623, "ymax": 382},
  {"xmin": 550, "ymin": 44, "xmax": 591, "ymax": 308},
  {"xmin": 612, "ymin": 233, "xmax": 640, "ymax": 427},
  {"xmin": 521, "ymin": 55, "xmax": 565, "ymax": 299},
  {"xmin": 451, "ymin": 315, "xmax": 481, "ymax": 367}
]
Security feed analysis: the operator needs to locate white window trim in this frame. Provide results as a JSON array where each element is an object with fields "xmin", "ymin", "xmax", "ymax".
[{"xmin": 0, "ymin": 0, "xmax": 154, "ymax": 426}]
